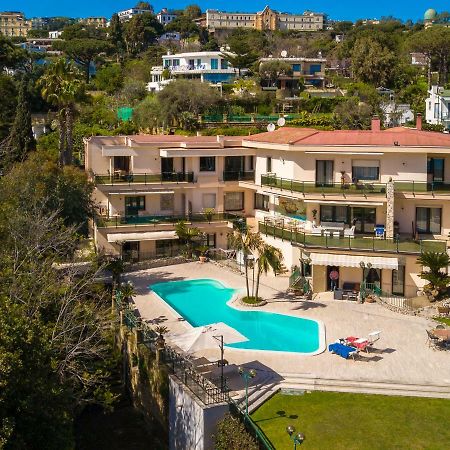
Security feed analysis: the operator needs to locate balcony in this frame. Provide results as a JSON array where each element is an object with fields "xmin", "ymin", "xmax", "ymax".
[
  {"xmin": 394, "ymin": 181, "xmax": 450, "ymax": 195},
  {"xmin": 223, "ymin": 171, "xmax": 255, "ymax": 182},
  {"xmin": 96, "ymin": 212, "xmax": 240, "ymax": 229},
  {"xmin": 259, "ymin": 221, "xmax": 447, "ymax": 255},
  {"xmin": 261, "ymin": 174, "xmax": 387, "ymax": 196},
  {"xmin": 94, "ymin": 172, "xmax": 194, "ymax": 185}
]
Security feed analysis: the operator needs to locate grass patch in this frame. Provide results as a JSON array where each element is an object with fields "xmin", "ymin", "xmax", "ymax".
[
  {"xmin": 251, "ymin": 391, "xmax": 450, "ymax": 450},
  {"xmin": 434, "ymin": 317, "xmax": 450, "ymax": 327},
  {"xmin": 241, "ymin": 296, "xmax": 264, "ymax": 305}
]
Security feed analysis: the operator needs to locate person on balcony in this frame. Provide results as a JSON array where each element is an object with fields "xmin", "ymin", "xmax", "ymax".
[{"xmin": 330, "ymin": 268, "xmax": 339, "ymax": 291}]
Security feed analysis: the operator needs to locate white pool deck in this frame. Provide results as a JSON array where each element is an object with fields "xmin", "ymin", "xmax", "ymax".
[{"xmin": 127, "ymin": 262, "xmax": 450, "ymax": 391}]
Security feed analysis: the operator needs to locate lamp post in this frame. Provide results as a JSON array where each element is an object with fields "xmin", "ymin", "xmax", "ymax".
[
  {"xmin": 286, "ymin": 425, "xmax": 305, "ymax": 449},
  {"xmin": 238, "ymin": 366, "xmax": 256, "ymax": 417},
  {"xmin": 359, "ymin": 261, "xmax": 372, "ymax": 302},
  {"xmin": 213, "ymin": 334, "xmax": 225, "ymax": 392}
]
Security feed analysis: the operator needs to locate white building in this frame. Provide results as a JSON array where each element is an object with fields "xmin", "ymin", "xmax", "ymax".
[
  {"xmin": 156, "ymin": 8, "xmax": 178, "ymax": 25},
  {"xmin": 382, "ymin": 102, "xmax": 414, "ymax": 128},
  {"xmin": 48, "ymin": 30, "xmax": 62, "ymax": 39},
  {"xmin": 117, "ymin": 8, "xmax": 151, "ymax": 22},
  {"xmin": 426, "ymin": 86, "xmax": 450, "ymax": 129},
  {"xmin": 147, "ymin": 51, "xmax": 238, "ymax": 92}
]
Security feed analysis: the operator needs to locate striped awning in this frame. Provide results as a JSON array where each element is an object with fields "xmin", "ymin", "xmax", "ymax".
[
  {"xmin": 107, "ymin": 230, "xmax": 178, "ymax": 243},
  {"xmin": 310, "ymin": 253, "xmax": 399, "ymax": 270}
]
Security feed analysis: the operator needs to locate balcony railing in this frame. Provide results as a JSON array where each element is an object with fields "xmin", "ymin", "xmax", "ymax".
[
  {"xmin": 394, "ymin": 181, "xmax": 450, "ymax": 195},
  {"xmin": 261, "ymin": 174, "xmax": 387, "ymax": 196},
  {"xmin": 96, "ymin": 212, "xmax": 240, "ymax": 228},
  {"xmin": 94, "ymin": 172, "xmax": 194, "ymax": 185},
  {"xmin": 223, "ymin": 171, "xmax": 255, "ymax": 182},
  {"xmin": 259, "ymin": 222, "xmax": 447, "ymax": 255}
]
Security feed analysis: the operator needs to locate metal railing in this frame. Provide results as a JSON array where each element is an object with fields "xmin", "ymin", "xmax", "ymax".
[
  {"xmin": 261, "ymin": 174, "xmax": 387, "ymax": 196},
  {"xmin": 94, "ymin": 171, "xmax": 195, "ymax": 185},
  {"xmin": 259, "ymin": 221, "xmax": 447, "ymax": 255},
  {"xmin": 96, "ymin": 212, "xmax": 238, "ymax": 228},
  {"xmin": 394, "ymin": 181, "xmax": 450, "ymax": 195},
  {"xmin": 223, "ymin": 170, "xmax": 255, "ymax": 182},
  {"xmin": 362, "ymin": 282, "xmax": 413, "ymax": 310}
]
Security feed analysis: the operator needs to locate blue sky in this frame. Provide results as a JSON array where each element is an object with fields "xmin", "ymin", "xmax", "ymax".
[{"xmin": 2, "ymin": 1, "xmax": 447, "ymax": 22}]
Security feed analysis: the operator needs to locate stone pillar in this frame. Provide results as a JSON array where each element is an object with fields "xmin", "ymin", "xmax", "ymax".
[{"xmin": 386, "ymin": 178, "xmax": 395, "ymax": 239}]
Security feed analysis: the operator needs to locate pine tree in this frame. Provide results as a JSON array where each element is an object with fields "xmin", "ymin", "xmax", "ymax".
[
  {"xmin": 1, "ymin": 77, "xmax": 35, "ymax": 171},
  {"xmin": 109, "ymin": 13, "xmax": 124, "ymax": 57}
]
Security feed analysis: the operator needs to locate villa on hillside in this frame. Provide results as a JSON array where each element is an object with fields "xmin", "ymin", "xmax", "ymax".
[
  {"xmin": 85, "ymin": 115, "xmax": 450, "ymax": 298},
  {"xmin": 426, "ymin": 86, "xmax": 450, "ymax": 130}
]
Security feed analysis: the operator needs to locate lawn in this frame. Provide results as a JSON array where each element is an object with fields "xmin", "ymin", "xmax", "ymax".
[
  {"xmin": 251, "ymin": 391, "xmax": 450, "ymax": 450},
  {"xmin": 434, "ymin": 317, "xmax": 450, "ymax": 327}
]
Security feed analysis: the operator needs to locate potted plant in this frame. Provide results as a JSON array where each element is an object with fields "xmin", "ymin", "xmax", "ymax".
[
  {"xmin": 312, "ymin": 209, "xmax": 318, "ymax": 226},
  {"xmin": 196, "ymin": 245, "xmax": 210, "ymax": 263},
  {"xmin": 155, "ymin": 326, "xmax": 168, "ymax": 350},
  {"xmin": 203, "ymin": 207, "xmax": 215, "ymax": 223}
]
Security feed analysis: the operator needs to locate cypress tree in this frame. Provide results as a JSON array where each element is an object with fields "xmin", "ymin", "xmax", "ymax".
[{"xmin": 2, "ymin": 77, "xmax": 35, "ymax": 170}]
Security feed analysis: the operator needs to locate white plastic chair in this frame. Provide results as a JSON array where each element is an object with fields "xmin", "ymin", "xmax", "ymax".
[{"xmin": 344, "ymin": 225, "xmax": 355, "ymax": 238}]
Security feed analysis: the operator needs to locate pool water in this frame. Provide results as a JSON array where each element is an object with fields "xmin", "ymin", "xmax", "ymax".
[{"xmin": 150, "ymin": 279, "xmax": 321, "ymax": 353}]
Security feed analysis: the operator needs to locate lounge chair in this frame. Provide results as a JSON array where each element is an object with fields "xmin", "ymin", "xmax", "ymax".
[
  {"xmin": 367, "ymin": 331, "xmax": 381, "ymax": 344},
  {"xmin": 345, "ymin": 336, "xmax": 370, "ymax": 353},
  {"xmin": 311, "ymin": 226, "xmax": 323, "ymax": 236},
  {"xmin": 344, "ymin": 225, "xmax": 355, "ymax": 238},
  {"xmin": 329, "ymin": 342, "xmax": 358, "ymax": 360}
]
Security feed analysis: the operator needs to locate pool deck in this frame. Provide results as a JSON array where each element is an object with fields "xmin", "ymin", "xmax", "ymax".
[{"xmin": 127, "ymin": 262, "xmax": 450, "ymax": 392}]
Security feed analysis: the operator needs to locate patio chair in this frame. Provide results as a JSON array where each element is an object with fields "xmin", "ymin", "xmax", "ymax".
[
  {"xmin": 329, "ymin": 342, "xmax": 359, "ymax": 360},
  {"xmin": 367, "ymin": 331, "xmax": 381, "ymax": 345},
  {"xmin": 374, "ymin": 225, "xmax": 385, "ymax": 239},
  {"xmin": 344, "ymin": 226, "xmax": 355, "ymax": 238}
]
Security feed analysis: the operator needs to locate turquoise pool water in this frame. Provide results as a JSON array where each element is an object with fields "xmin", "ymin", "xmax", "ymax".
[{"xmin": 150, "ymin": 279, "xmax": 320, "ymax": 353}]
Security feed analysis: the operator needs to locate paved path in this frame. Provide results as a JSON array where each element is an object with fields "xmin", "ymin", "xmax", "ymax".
[{"xmin": 128, "ymin": 262, "xmax": 450, "ymax": 390}]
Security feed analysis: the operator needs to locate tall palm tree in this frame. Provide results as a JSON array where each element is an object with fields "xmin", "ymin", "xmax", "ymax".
[
  {"xmin": 38, "ymin": 58, "xmax": 84, "ymax": 166},
  {"xmin": 175, "ymin": 220, "xmax": 202, "ymax": 258},
  {"xmin": 228, "ymin": 228, "xmax": 262, "ymax": 299},
  {"xmin": 254, "ymin": 244, "xmax": 283, "ymax": 301}
]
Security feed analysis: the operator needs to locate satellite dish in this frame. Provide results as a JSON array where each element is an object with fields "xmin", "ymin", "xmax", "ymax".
[
  {"xmin": 277, "ymin": 117, "xmax": 286, "ymax": 127},
  {"xmin": 281, "ymin": 50, "xmax": 288, "ymax": 58},
  {"xmin": 267, "ymin": 123, "xmax": 276, "ymax": 132}
]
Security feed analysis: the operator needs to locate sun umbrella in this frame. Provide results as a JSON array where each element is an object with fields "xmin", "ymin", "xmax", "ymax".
[{"xmin": 168, "ymin": 322, "xmax": 248, "ymax": 353}]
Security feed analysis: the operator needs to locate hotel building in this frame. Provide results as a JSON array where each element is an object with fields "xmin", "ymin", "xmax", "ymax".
[
  {"xmin": 0, "ymin": 11, "xmax": 31, "ymax": 37},
  {"xmin": 85, "ymin": 116, "xmax": 450, "ymax": 298},
  {"xmin": 206, "ymin": 6, "xmax": 324, "ymax": 32}
]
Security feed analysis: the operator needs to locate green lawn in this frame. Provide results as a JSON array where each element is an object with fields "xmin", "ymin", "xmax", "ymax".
[
  {"xmin": 434, "ymin": 317, "xmax": 450, "ymax": 327},
  {"xmin": 251, "ymin": 391, "xmax": 450, "ymax": 450}
]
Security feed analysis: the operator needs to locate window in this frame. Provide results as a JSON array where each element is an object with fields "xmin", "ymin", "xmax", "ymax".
[
  {"xmin": 220, "ymin": 59, "xmax": 228, "ymax": 69},
  {"xmin": 352, "ymin": 160, "xmax": 380, "ymax": 181},
  {"xmin": 316, "ymin": 160, "xmax": 334, "ymax": 186},
  {"xmin": 416, "ymin": 207, "xmax": 441, "ymax": 234},
  {"xmin": 125, "ymin": 196, "xmax": 145, "ymax": 216},
  {"xmin": 225, "ymin": 192, "xmax": 244, "ymax": 211},
  {"xmin": 392, "ymin": 266, "xmax": 405, "ymax": 296},
  {"xmin": 248, "ymin": 155, "xmax": 254, "ymax": 171},
  {"xmin": 200, "ymin": 156, "xmax": 216, "ymax": 172},
  {"xmin": 160, "ymin": 194, "xmax": 174, "ymax": 211},
  {"xmin": 205, "ymin": 233, "xmax": 216, "ymax": 248},
  {"xmin": 211, "ymin": 58, "xmax": 219, "ymax": 69},
  {"xmin": 320, "ymin": 205, "xmax": 349, "ymax": 223},
  {"xmin": 202, "ymin": 193, "xmax": 216, "ymax": 208},
  {"xmin": 428, "ymin": 158, "xmax": 445, "ymax": 183},
  {"xmin": 255, "ymin": 193, "xmax": 269, "ymax": 211},
  {"xmin": 292, "ymin": 64, "xmax": 301, "ymax": 71},
  {"xmin": 173, "ymin": 58, "xmax": 180, "ymax": 67},
  {"xmin": 267, "ymin": 156, "xmax": 272, "ymax": 173}
]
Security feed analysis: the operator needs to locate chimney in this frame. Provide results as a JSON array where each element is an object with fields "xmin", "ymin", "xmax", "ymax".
[
  {"xmin": 371, "ymin": 116, "xmax": 381, "ymax": 132},
  {"xmin": 416, "ymin": 113, "xmax": 422, "ymax": 131}
]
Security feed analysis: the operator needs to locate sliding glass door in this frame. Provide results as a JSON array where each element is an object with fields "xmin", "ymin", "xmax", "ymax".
[
  {"xmin": 416, "ymin": 207, "xmax": 441, "ymax": 234},
  {"xmin": 316, "ymin": 160, "xmax": 334, "ymax": 187},
  {"xmin": 351, "ymin": 207, "xmax": 376, "ymax": 234}
]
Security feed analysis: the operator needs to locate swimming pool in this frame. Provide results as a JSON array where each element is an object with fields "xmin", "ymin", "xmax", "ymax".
[{"xmin": 150, "ymin": 279, "xmax": 323, "ymax": 354}]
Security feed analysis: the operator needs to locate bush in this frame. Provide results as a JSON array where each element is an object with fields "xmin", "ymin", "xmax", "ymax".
[
  {"xmin": 94, "ymin": 64, "xmax": 124, "ymax": 94},
  {"xmin": 201, "ymin": 126, "xmax": 263, "ymax": 136},
  {"xmin": 288, "ymin": 112, "xmax": 335, "ymax": 129},
  {"xmin": 214, "ymin": 414, "xmax": 259, "ymax": 450},
  {"xmin": 422, "ymin": 123, "xmax": 446, "ymax": 133}
]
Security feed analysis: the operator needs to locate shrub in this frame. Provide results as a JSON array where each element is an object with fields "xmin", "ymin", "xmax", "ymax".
[{"xmin": 214, "ymin": 414, "xmax": 259, "ymax": 450}]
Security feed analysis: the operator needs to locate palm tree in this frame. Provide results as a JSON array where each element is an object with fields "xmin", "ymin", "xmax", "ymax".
[
  {"xmin": 228, "ymin": 228, "xmax": 262, "ymax": 299},
  {"xmin": 254, "ymin": 244, "xmax": 283, "ymax": 301},
  {"xmin": 38, "ymin": 58, "xmax": 84, "ymax": 166},
  {"xmin": 119, "ymin": 281, "xmax": 136, "ymax": 304},
  {"xmin": 175, "ymin": 220, "xmax": 202, "ymax": 258},
  {"xmin": 417, "ymin": 252, "xmax": 450, "ymax": 300}
]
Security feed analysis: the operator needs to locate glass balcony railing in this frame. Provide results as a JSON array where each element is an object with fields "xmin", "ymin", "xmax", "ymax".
[
  {"xmin": 259, "ymin": 222, "xmax": 447, "ymax": 255},
  {"xmin": 223, "ymin": 171, "xmax": 255, "ymax": 182},
  {"xmin": 94, "ymin": 172, "xmax": 194, "ymax": 185},
  {"xmin": 394, "ymin": 181, "xmax": 450, "ymax": 194},
  {"xmin": 261, "ymin": 174, "xmax": 387, "ymax": 196},
  {"xmin": 96, "ymin": 212, "xmax": 240, "ymax": 228}
]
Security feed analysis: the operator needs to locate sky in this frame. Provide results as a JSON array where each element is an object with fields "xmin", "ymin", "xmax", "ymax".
[{"xmin": 0, "ymin": 1, "xmax": 447, "ymax": 22}]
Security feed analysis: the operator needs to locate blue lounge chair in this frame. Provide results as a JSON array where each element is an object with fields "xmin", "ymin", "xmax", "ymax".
[{"xmin": 329, "ymin": 342, "xmax": 358, "ymax": 359}]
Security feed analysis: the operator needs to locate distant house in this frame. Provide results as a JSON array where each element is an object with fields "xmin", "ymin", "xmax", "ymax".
[
  {"xmin": 117, "ymin": 8, "xmax": 151, "ymax": 22},
  {"xmin": 410, "ymin": 52, "xmax": 428, "ymax": 67},
  {"xmin": 382, "ymin": 102, "xmax": 414, "ymax": 127},
  {"xmin": 158, "ymin": 32, "xmax": 181, "ymax": 43},
  {"xmin": 147, "ymin": 51, "xmax": 239, "ymax": 92},
  {"xmin": 156, "ymin": 8, "xmax": 178, "ymax": 26},
  {"xmin": 426, "ymin": 86, "xmax": 450, "ymax": 129}
]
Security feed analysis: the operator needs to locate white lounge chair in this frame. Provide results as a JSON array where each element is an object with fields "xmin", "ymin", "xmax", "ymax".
[
  {"xmin": 311, "ymin": 226, "xmax": 323, "ymax": 236},
  {"xmin": 344, "ymin": 225, "xmax": 355, "ymax": 238},
  {"xmin": 367, "ymin": 331, "xmax": 381, "ymax": 344}
]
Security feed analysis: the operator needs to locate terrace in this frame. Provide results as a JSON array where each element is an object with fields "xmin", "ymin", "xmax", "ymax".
[
  {"xmin": 259, "ymin": 220, "xmax": 447, "ymax": 254},
  {"xmin": 394, "ymin": 181, "xmax": 450, "ymax": 195}
]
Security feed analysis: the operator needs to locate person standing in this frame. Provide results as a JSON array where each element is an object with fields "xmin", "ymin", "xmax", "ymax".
[{"xmin": 329, "ymin": 268, "xmax": 339, "ymax": 291}]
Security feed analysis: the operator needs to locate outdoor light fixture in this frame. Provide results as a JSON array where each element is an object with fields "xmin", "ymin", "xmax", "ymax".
[
  {"xmin": 286, "ymin": 425, "xmax": 305, "ymax": 449},
  {"xmin": 238, "ymin": 367, "xmax": 257, "ymax": 417}
]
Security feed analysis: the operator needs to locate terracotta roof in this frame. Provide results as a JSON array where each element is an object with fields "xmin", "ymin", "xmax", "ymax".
[
  {"xmin": 244, "ymin": 127, "xmax": 450, "ymax": 147},
  {"xmin": 129, "ymin": 135, "xmax": 219, "ymax": 144}
]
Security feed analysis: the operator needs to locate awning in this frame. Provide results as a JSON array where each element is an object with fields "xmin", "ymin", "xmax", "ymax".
[
  {"xmin": 310, "ymin": 253, "xmax": 399, "ymax": 270},
  {"xmin": 107, "ymin": 230, "xmax": 178, "ymax": 243},
  {"xmin": 303, "ymin": 200, "xmax": 385, "ymax": 206},
  {"xmin": 108, "ymin": 191, "xmax": 175, "ymax": 195}
]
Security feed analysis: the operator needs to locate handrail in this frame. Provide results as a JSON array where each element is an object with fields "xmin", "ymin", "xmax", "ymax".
[
  {"xmin": 223, "ymin": 170, "xmax": 255, "ymax": 182},
  {"xmin": 394, "ymin": 180, "xmax": 450, "ymax": 195},
  {"xmin": 94, "ymin": 171, "xmax": 195, "ymax": 185},
  {"xmin": 261, "ymin": 174, "xmax": 387, "ymax": 196}
]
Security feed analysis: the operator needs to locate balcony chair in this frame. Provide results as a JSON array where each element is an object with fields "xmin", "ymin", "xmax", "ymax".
[
  {"xmin": 344, "ymin": 226, "xmax": 355, "ymax": 238},
  {"xmin": 374, "ymin": 225, "xmax": 386, "ymax": 239}
]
